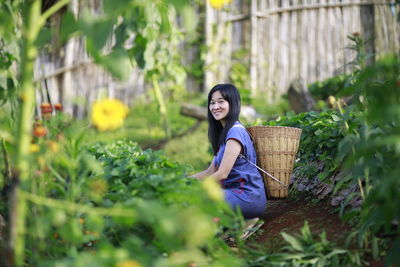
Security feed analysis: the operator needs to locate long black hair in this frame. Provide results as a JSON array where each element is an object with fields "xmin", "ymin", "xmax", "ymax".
[{"xmin": 207, "ymin": 84, "xmax": 241, "ymax": 155}]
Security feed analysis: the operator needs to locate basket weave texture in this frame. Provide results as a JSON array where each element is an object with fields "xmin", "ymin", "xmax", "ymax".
[{"xmin": 247, "ymin": 126, "xmax": 302, "ymax": 199}]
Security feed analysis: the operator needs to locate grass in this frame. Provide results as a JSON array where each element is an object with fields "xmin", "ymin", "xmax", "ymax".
[{"xmin": 163, "ymin": 121, "xmax": 212, "ymax": 173}]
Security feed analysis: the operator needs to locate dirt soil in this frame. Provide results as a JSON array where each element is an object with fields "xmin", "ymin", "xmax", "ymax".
[
  {"xmin": 245, "ymin": 196, "xmax": 384, "ymax": 266},
  {"xmin": 254, "ymin": 197, "xmax": 349, "ymax": 251}
]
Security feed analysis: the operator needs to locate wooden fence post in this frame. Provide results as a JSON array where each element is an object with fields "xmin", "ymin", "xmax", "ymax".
[
  {"xmin": 62, "ymin": 0, "xmax": 78, "ymax": 115},
  {"xmin": 250, "ymin": 0, "xmax": 258, "ymax": 96},
  {"xmin": 204, "ymin": 0, "xmax": 213, "ymax": 92}
]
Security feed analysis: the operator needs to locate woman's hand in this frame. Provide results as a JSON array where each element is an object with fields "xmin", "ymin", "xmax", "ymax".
[{"xmin": 190, "ymin": 158, "xmax": 217, "ymax": 180}]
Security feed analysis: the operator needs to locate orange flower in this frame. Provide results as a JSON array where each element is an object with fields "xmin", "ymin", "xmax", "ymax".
[
  {"xmin": 54, "ymin": 103, "xmax": 63, "ymax": 111},
  {"xmin": 41, "ymin": 103, "xmax": 53, "ymax": 119},
  {"xmin": 33, "ymin": 126, "xmax": 47, "ymax": 137}
]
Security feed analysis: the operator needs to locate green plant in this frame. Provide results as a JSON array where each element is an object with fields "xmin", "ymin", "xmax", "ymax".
[
  {"xmin": 308, "ymin": 74, "xmax": 349, "ymax": 101},
  {"xmin": 250, "ymin": 221, "xmax": 363, "ymax": 266},
  {"xmin": 0, "ymin": 1, "xmax": 199, "ymax": 265},
  {"xmin": 338, "ymin": 56, "xmax": 400, "ymax": 265}
]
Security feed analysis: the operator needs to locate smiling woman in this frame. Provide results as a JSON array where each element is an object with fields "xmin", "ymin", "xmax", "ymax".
[{"xmin": 191, "ymin": 84, "xmax": 267, "ymax": 219}]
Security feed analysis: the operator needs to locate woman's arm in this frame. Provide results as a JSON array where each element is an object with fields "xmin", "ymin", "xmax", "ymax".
[
  {"xmin": 209, "ymin": 139, "xmax": 242, "ymax": 181},
  {"xmin": 190, "ymin": 158, "xmax": 217, "ymax": 179}
]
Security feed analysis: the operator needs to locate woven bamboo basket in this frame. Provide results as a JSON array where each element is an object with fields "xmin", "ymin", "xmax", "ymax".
[{"xmin": 247, "ymin": 126, "xmax": 302, "ymax": 198}]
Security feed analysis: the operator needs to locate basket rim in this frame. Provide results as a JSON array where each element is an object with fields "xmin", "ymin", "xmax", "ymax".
[{"xmin": 248, "ymin": 125, "xmax": 301, "ymax": 130}]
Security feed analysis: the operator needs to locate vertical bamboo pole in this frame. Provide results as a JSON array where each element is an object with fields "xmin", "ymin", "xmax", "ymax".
[
  {"xmin": 280, "ymin": 0, "xmax": 289, "ymax": 95},
  {"xmin": 204, "ymin": 0, "xmax": 213, "ymax": 92},
  {"xmin": 259, "ymin": 0, "xmax": 267, "ymax": 96},
  {"xmin": 360, "ymin": 2, "xmax": 375, "ymax": 66},
  {"xmin": 329, "ymin": 0, "xmax": 342, "ymax": 75},
  {"xmin": 326, "ymin": 0, "xmax": 332, "ymax": 78},
  {"xmin": 308, "ymin": 0, "xmax": 317, "ymax": 82},
  {"xmin": 249, "ymin": 0, "xmax": 258, "ymax": 95},
  {"xmin": 267, "ymin": 0, "xmax": 277, "ymax": 102},
  {"xmin": 300, "ymin": 0, "xmax": 309, "ymax": 84},
  {"xmin": 342, "ymin": 0, "xmax": 348, "ymax": 72},
  {"xmin": 63, "ymin": 0, "xmax": 78, "ymax": 114},
  {"xmin": 379, "ymin": 2, "xmax": 389, "ymax": 54},
  {"xmin": 290, "ymin": 0, "xmax": 299, "ymax": 87},
  {"xmin": 317, "ymin": 0, "xmax": 327, "ymax": 80}
]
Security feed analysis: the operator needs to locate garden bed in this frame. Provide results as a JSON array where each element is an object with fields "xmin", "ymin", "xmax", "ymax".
[{"xmin": 251, "ymin": 195, "xmax": 350, "ymax": 252}]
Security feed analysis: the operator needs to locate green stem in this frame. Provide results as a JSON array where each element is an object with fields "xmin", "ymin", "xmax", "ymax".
[
  {"xmin": 10, "ymin": 1, "xmax": 71, "ymax": 265},
  {"xmin": 23, "ymin": 191, "xmax": 136, "ymax": 217},
  {"xmin": 39, "ymin": 0, "xmax": 70, "ymax": 26},
  {"xmin": 358, "ymin": 177, "xmax": 365, "ymax": 200},
  {"xmin": 152, "ymin": 76, "xmax": 171, "ymax": 139},
  {"xmin": 9, "ymin": 2, "xmax": 41, "ymax": 265}
]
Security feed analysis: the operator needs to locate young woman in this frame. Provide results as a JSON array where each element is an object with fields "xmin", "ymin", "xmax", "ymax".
[{"xmin": 192, "ymin": 84, "xmax": 267, "ymax": 219}]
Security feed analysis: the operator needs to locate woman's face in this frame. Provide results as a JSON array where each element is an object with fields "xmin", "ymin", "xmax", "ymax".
[{"xmin": 209, "ymin": 90, "xmax": 229, "ymax": 125}]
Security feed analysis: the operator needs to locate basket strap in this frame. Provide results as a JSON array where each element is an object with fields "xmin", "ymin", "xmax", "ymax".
[
  {"xmin": 232, "ymin": 124, "xmax": 288, "ymax": 188},
  {"xmin": 238, "ymin": 154, "xmax": 288, "ymax": 188}
]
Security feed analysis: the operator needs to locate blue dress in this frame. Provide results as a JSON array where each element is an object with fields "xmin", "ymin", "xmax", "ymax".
[{"xmin": 214, "ymin": 121, "xmax": 267, "ymax": 218}]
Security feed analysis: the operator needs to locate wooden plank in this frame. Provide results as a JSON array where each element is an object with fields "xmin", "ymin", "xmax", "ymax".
[
  {"xmin": 325, "ymin": 0, "xmax": 334, "ymax": 77},
  {"xmin": 268, "ymin": 0, "xmax": 278, "ymax": 102},
  {"xmin": 279, "ymin": 0, "xmax": 290, "ymax": 95},
  {"xmin": 316, "ymin": 0, "xmax": 326, "ymax": 80},
  {"xmin": 360, "ymin": 2, "xmax": 375, "ymax": 65},
  {"xmin": 289, "ymin": 0, "xmax": 299, "ymax": 87},
  {"xmin": 204, "ymin": 0, "xmax": 213, "ymax": 91},
  {"xmin": 308, "ymin": 0, "xmax": 317, "ymax": 83},
  {"xmin": 342, "ymin": 0, "xmax": 351, "ymax": 73},
  {"xmin": 250, "ymin": 0, "xmax": 258, "ymax": 94},
  {"xmin": 257, "ymin": 0, "xmax": 267, "ymax": 97},
  {"xmin": 299, "ymin": 0, "xmax": 308, "ymax": 84},
  {"xmin": 330, "ymin": 0, "xmax": 341, "ymax": 75}
]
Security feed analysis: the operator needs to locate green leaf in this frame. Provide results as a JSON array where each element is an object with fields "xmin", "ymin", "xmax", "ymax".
[
  {"xmin": 60, "ymin": 11, "xmax": 79, "ymax": 43},
  {"xmin": 314, "ymin": 129, "xmax": 323, "ymax": 136},
  {"xmin": 34, "ymin": 27, "xmax": 52, "ymax": 48},
  {"xmin": 79, "ymin": 14, "xmax": 114, "ymax": 52},
  {"xmin": 98, "ymin": 49, "xmax": 132, "ymax": 81},
  {"xmin": 281, "ymin": 232, "xmax": 304, "ymax": 251},
  {"xmin": 130, "ymin": 34, "xmax": 148, "ymax": 69},
  {"xmin": 180, "ymin": 5, "xmax": 198, "ymax": 34},
  {"xmin": 331, "ymin": 114, "xmax": 341, "ymax": 122}
]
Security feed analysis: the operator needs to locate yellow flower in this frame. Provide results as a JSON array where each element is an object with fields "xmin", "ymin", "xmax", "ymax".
[
  {"xmin": 202, "ymin": 177, "xmax": 224, "ymax": 202},
  {"xmin": 115, "ymin": 260, "xmax": 142, "ymax": 267},
  {"xmin": 91, "ymin": 98, "xmax": 129, "ymax": 131},
  {"xmin": 209, "ymin": 0, "xmax": 232, "ymax": 9},
  {"xmin": 30, "ymin": 144, "xmax": 40, "ymax": 153}
]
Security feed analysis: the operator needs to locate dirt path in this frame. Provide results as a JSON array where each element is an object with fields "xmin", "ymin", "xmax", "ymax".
[
  {"xmin": 253, "ymin": 196, "xmax": 350, "ymax": 252},
  {"xmin": 245, "ymin": 196, "xmax": 384, "ymax": 266}
]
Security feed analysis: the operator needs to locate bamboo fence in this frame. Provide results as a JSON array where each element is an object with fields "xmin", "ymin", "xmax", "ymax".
[
  {"xmin": 34, "ymin": 0, "xmax": 400, "ymax": 117},
  {"xmin": 205, "ymin": 0, "xmax": 400, "ymax": 101}
]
